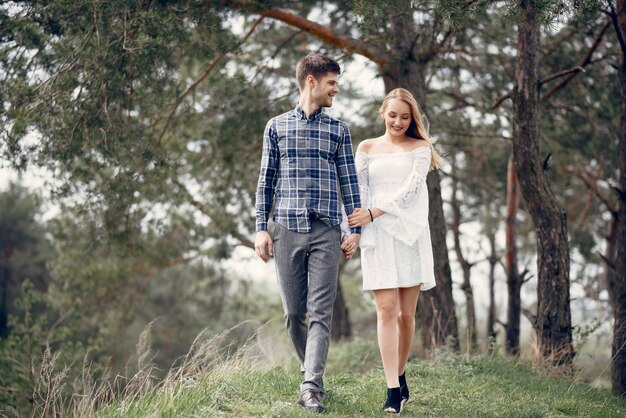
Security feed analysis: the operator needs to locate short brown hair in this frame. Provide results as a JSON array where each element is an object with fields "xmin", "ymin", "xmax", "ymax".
[{"xmin": 295, "ymin": 54, "xmax": 341, "ymax": 90}]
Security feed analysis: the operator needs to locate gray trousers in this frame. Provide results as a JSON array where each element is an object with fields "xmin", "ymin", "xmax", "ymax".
[{"xmin": 273, "ymin": 220, "xmax": 341, "ymax": 394}]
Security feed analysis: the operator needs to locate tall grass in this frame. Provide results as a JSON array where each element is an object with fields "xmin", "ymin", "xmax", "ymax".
[
  {"xmin": 13, "ymin": 320, "xmax": 283, "ymax": 418},
  {"xmin": 5, "ymin": 319, "xmax": 626, "ymax": 417}
]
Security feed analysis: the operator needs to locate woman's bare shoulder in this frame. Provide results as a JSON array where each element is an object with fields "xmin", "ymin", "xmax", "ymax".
[{"xmin": 356, "ymin": 137, "xmax": 381, "ymax": 153}]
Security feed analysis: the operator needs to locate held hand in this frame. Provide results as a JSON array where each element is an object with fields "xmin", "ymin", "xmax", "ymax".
[
  {"xmin": 254, "ymin": 231, "xmax": 273, "ymax": 263},
  {"xmin": 341, "ymin": 235, "xmax": 357, "ymax": 260},
  {"xmin": 341, "ymin": 234, "xmax": 361, "ymax": 260},
  {"xmin": 348, "ymin": 208, "xmax": 372, "ymax": 228}
]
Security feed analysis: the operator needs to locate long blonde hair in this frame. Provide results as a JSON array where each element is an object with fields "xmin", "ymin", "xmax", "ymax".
[{"xmin": 378, "ymin": 88, "xmax": 443, "ymax": 170}]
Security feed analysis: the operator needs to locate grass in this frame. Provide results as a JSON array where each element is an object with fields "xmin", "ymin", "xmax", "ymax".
[{"xmin": 93, "ymin": 334, "xmax": 626, "ymax": 418}]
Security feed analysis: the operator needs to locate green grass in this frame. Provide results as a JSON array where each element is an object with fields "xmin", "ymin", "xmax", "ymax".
[{"xmin": 95, "ymin": 338, "xmax": 625, "ymax": 417}]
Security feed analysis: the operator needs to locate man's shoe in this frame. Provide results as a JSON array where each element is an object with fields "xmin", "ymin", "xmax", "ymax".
[{"xmin": 298, "ymin": 388, "xmax": 325, "ymax": 413}]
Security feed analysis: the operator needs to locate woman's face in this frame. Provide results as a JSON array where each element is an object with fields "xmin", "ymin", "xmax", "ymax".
[{"xmin": 383, "ymin": 98, "xmax": 412, "ymax": 138}]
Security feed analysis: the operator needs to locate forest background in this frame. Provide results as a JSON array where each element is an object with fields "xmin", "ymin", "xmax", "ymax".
[{"xmin": 1, "ymin": 0, "xmax": 626, "ymax": 416}]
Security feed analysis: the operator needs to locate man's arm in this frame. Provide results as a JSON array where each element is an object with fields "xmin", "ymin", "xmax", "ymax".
[
  {"xmin": 255, "ymin": 119, "xmax": 279, "ymax": 262},
  {"xmin": 336, "ymin": 121, "xmax": 362, "ymax": 235}
]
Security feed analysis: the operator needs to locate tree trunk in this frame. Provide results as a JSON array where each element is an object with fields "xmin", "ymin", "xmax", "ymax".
[
  {"xmin": 505, "ymin": 152, "xmax": 523, "ymax": 355},
  {"xmin": 382, "ymin": 38, "xmax": 459, "ymax": 350},
  {"xmin": 612, "ymin": 0, "xmax": 626, "ymax": 398},
  {"xmin": 486, "ymin": 222, "xmax": 498, "ymax": 351},
  {"xmin": 450, "ymin": 154, "xmax": 476, "ymax": 349},
  {"xmin": 606, "ymin": 213, "xmax": 618, "ymax": 312},
  {"xmin": 421, "ymin": 166, "xmax": 459, "ymax": 350},
  {"xmin": 1, "ymin": 245, "xmax": 12, "ymax": 338},
  {"xmin": 513, "ymin": 1, "xmax": 573, "ymax": 367},
  {"xmin": 377, "ymin": 13, "xmax": 459, "ymax": 351}
]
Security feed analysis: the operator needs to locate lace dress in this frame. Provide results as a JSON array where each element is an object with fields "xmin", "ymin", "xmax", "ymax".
[{"xmin": 356, "ymin": 147, "xmax": 436, "ymax": 291}]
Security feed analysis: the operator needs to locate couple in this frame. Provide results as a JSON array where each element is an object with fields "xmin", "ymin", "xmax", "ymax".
[{"xmin": 254, "ymin": 54, "xmax": 442, "ymax": 414}]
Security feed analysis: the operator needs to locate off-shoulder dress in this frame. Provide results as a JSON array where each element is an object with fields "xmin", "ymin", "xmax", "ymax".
[{"xmin": 356, "ymin": 146, "xmax": 436, "ymax": 291}]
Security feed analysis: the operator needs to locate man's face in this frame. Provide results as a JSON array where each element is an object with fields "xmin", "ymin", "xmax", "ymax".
[{"xmin": 311, "ymin": 72, "xmax": 339, "ymax": 108}]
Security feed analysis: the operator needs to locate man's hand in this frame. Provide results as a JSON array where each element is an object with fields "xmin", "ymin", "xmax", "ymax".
[
  {"xmin": 341, "ymin": 235, "xmax": 356, "ymax": 260},
  {"xmin": 341, "ymin": 234, "xmax": 361, "ymax": 260},
  {"xmin": 255, "ymin": 231, "xmax": 273, "ymax": 263}
]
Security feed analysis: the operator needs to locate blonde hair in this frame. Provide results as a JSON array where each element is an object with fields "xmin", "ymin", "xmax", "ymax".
[{"xmin": 378, "ymin": 88, "xmax": 443, "ymax": 170}]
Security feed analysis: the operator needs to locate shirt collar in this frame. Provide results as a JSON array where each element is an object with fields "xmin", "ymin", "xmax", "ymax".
[{"xmin": 294, "ymin": 105, "xmax": 324, "ymax": 121}]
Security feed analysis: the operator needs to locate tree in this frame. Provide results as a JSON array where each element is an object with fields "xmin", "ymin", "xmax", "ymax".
[
  {"xmin": 0, "ymin": 183, "xmax": 52, "ymax": 338},
  {"xmin": 227, "ymin": 0, "xmax": 460, "ymax": 351},
  {"xmin": 449, "ymin": 151, "xmax": 477, "ymax": 349},
  {"xmin": 504, "ymin": 153, "xmax": 523, "ymax": 355},
  {"xmin": 0, "ymin": 0, "xmax": 291, "ymax": 375},
  {"xmin": 512, "ymin": 0, "xmax": 574, "ymax": 367},
  {"xmin": 607, "ymin": 0, "xmax": 626, "ymax": 398}
]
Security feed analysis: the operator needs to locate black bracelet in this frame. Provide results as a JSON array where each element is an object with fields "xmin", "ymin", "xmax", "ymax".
[{"xmin": 367, "ymin": 208, "xmax": 374, "ymax": 222}]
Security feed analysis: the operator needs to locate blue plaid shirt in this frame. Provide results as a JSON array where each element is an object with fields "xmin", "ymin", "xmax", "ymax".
[{"xmin": 256, "ymin": 106, "xmax": 362, "ymax": 234}]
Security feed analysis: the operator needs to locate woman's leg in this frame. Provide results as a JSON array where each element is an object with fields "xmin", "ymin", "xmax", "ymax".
[
  {"xmin": 373, "ymin": 288, "xmax": 401, "ymax": 388},
  {"xmin": 397, "ymin": 285, "xmax": 421, "ymax": 375}
]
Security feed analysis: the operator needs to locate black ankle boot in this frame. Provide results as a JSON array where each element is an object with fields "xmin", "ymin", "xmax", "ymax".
[
  {"xmin": 399, "ymin": 372, "xmax": 409, "ymax": 403},
  {"xmin": 383, "ymin": 387, "xmax": 403, "ymax": 413}
]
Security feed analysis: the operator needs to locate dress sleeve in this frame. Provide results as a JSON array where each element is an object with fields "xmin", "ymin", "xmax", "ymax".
[
  {"xmin": 373, "ymin": 147, "xmax": 431, "ymax": 247},
  {"xmin": 355, "ymin": 151, "xmax": 370, "ymax": 210},
  {"xmin": 376, "ymin": 147, "xmax": 430, "ymax": 215}
]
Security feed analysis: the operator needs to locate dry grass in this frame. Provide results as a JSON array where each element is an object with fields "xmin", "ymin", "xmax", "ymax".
[{"xmin": 22, "ymin": 320, "xmax": 286, "ymax": 418}]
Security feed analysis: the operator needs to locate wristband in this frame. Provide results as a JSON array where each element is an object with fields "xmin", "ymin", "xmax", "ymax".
[{"xmin": 367, "ymin": 208, "xmax": 374, "ymax": 222}]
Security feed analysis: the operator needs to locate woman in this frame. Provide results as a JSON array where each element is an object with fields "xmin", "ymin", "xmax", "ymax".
[{"xmin": 348, "ymin": 88, "xmax": 442, "ymax": 414}]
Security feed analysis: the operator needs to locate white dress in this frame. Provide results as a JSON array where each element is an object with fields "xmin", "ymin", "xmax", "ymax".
[{"xmin": 356, "ymin": 146, "xmax": 436, "ymax": 291}]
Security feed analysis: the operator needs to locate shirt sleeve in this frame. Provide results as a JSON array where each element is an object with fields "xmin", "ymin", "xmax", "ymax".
[
  {"xmin": 336, "ymin": 121, "xmax": 362, "ymax": 235},
  {"xmin": 339, "ymin": 205, "xmax": 351, "ymax": 236},
  {"xmin": 255, "ymin": 119, "xmax": 279, "ymax": 232}
]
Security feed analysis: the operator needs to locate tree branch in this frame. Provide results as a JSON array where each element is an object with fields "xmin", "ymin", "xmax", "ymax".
[
  {"xmin": 491, "ymin": 91, "xmax": 512, "ymax": 110},
  {"xmin": 520, "ymin": 268, "xmax": 532, "ymax": 284},
  {"xmin": 546, "ymin": 101, "xmax": 617, "ymax": 139},
  {"xmin": 541, "ymin": 20, "xmax": 611, "ymax": 102},
  {"xmin": 171, "ymin": 178, "xmax": 255, "ymax": 250},
  {"xmin": 539, "ymin": 66, "xmax": 585, "ymax": 86},
  {"xmin": 606, "ymin": 0, "xmax": 626, "ymax": 56},
  {"xmin": 522, "ymin": 308, "xmax": 536, "ymax": 327},
  {"xmin": 154, "ymin": 16, "xmax": 264, "ymax": 151},
  {"xmin": 439, "ymin": 89, "xmax": 476, "ymax": 108},
  {"xmin": 492, "ymin": 19, "xmax": 610, "ymax": 109},
  {"xmin": 563, "ymin": 165, "xmax": 618, "ymax": 213},
  {"xmin": 419, "ymin": 28, "xmax": 452, "ymax": 64},
  {"xmin": 598, "ymin": 252, "xmax": 616, "ymax": 270},
  {"xmin": 227, "ymin": 1, "xmax": 386, "ymax": 66}
]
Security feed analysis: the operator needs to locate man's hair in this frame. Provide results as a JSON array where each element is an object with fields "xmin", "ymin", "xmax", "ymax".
[{"xmin": 295, "ymin": 54, "xmax": 341, "ymax": 90}]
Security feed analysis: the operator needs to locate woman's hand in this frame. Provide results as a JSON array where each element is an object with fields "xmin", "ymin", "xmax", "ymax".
[
  {"xmin": 348, "ymin": 207, "xmax": 372, "ymax": 227},
  {"xmin": 341, "ymin": 235, "xmax": 358, "ymax": 260}
]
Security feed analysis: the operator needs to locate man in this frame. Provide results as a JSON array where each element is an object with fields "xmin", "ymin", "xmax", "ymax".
[{"xmin": 255, "ymin": 53, "xmax": 361, "ymax": 413}]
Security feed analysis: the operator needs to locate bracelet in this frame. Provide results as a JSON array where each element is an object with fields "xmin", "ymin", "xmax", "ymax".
[{"xmin": 367, "ymin": 208, "xmax": 374, "ymax": 222}]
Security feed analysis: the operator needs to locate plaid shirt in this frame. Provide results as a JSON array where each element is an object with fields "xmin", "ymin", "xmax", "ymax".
[{"xmin": 256, "ymin": 106, "xmax": 362, "ymax": 234}]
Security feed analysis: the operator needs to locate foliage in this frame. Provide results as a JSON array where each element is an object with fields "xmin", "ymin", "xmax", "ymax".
[
  {"xmin": 0, "ymin": 183, "xmax": 54, "ymax": 337},
  {"xmin": 0, "ymin": 280, "xmax": 98, "ymax": 417}
]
